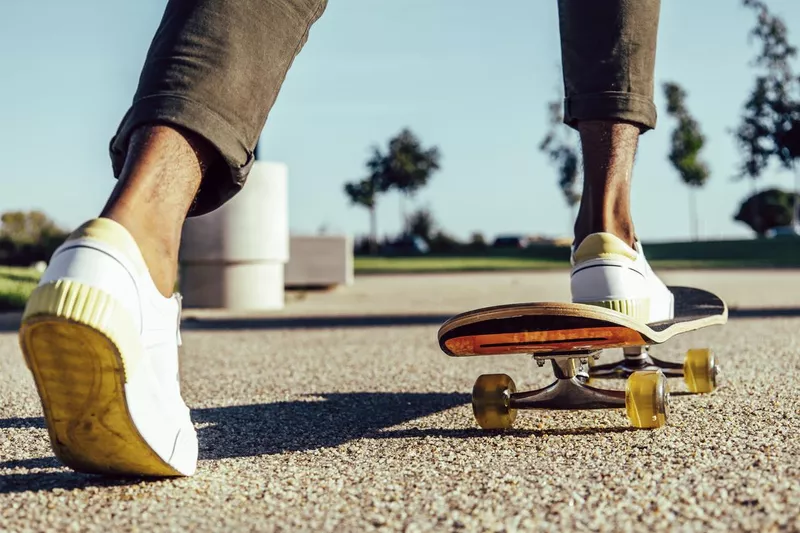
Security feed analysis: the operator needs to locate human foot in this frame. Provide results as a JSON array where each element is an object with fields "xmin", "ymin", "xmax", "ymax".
[
  {"xmin": 570, "ymin": 232, "xmax": 674, "ymax": 323},
  {"xmin": 18, "ymin": 217, "xmax": 197, "ymax": 476}
]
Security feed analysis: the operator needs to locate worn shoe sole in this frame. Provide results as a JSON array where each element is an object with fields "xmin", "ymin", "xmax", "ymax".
[
  {"xmin": 18, "ymin": 279, "xmax": 183, "ymax": 477},
  {"xmin": 575, "ymin": 297, "xmax": 651, "ymax": 322}
]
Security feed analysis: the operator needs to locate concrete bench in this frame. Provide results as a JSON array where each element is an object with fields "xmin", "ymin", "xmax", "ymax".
[{"xmin": 285, "ymin": 235, "xmax": 354, "ymax": 289}]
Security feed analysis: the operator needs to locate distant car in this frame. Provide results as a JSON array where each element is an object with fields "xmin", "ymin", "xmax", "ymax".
[
  {"xmin": 492, "ymin": 235, "xmax": 529, "ymax": 249},
  {"xmin": 765, "ymin": 224, "xmax": 800, "ymax": 239}
]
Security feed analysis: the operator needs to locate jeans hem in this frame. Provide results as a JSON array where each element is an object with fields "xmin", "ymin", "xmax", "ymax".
[
  {"xmin": 108, "ymin": 93, "xmax": 254, "ymax": 217},
  {"xmin": 563, "ymin": 92, "xmax": 657, "ymax": 132}
]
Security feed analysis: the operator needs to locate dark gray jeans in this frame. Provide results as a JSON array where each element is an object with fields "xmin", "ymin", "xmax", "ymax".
[{"xmin": 109, "ymin": 0, "xmax": 660, "ymax": 217}]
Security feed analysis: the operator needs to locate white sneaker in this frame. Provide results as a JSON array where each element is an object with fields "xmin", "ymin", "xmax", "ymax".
[
  {"xmin": 570, "ymin": 232, "xmax": 674, "ymax": 323},
  {"xmin": 18, "ymin": 217, "xmax": 197, "ymax": 477}
]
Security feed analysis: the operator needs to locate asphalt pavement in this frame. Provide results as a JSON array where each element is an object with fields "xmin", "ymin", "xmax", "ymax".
[{"xmin": 1, "ymin": 269, "xmax": 799, "ymax": 532}]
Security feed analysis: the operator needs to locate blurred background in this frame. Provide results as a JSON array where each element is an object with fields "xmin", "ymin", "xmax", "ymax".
[{"xmin": 1, "ymin": 0, "xmax": 799, "ymax": 307}]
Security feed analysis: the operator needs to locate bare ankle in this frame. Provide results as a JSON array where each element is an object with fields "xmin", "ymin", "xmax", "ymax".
[
  {"xmin": 106, "ymin": 216, "xmax": 181, "ymax": 296},
  {"xmin": 573, "ymin": 120, "xmax": 640, "ymax": 249},
  {"xmin": 573, "ymin": 220, "xmax": 635, "ymax": 250},
  {"xmin": 101, "ymin": 125, "xmax": 215, "ymax": 296}
]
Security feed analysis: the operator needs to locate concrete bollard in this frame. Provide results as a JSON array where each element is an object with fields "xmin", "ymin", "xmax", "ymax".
[{"xmin": 178, "ymin": 161, "xmax": 289, "ymax": 310}]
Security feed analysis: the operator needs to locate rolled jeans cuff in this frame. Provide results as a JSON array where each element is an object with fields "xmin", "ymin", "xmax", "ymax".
[
  {"xmin": 109, "ymin": 94, "xmax": 253, "ymax": 218},
  {"xmin": 563, "ymin": 92, "xmax": 657, "ymax": 132}
]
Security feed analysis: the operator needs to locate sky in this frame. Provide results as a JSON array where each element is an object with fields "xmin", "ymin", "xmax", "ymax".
[{"xmin": 2, "ymin": 0, "xmax": 800, "ymax": 244}]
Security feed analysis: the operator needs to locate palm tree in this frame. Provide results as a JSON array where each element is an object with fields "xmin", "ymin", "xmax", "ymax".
[
  {"xmin": 344, "ymin": 129, "xmax": 441, "ymax": 250},
  {"xmin": 381, "ymin": 128, "xmax": 441, "ymax": 233},
  {"xmin": 343, "ymin": 148, "xmax": 390, "ymax": 254}
]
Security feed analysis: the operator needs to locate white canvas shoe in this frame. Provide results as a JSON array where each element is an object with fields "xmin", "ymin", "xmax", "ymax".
[
  {"xmin": 18, "ymin": 217, "xmax": 197, "ymax": 476},
  {"xmin": 570, "ymin": 232, "xmax": 674, "ymax": 323}
]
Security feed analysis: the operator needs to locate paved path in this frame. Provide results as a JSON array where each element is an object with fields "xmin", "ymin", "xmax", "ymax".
[{"xmin": 1, "ymin": 270, "xmax": 799, "ymax": 531}]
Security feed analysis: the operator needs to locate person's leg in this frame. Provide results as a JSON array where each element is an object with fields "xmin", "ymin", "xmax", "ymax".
[
  {"xmin": 558, "ymin": 0, "xmax": 660, "ymax": 248},
  {"xmin": 557, "ymin": 0, "xmax": 673, "ymax": 322},
  {"xmin": 107, "ymin": 0, "xmax": 329, "ymax": 295},
  {"xmin": 574, "ymin": 121, "xmax": 640, "ymax": 248},
  {"xmin": 101, "ymin": 125, "xmax": 212, "ymax": 296},
  {"xmin": 18, "ymin": 0, "xmax": 328, "ymax": 477}
]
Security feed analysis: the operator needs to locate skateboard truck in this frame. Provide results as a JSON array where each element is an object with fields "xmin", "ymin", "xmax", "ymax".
[
  {"xmin": 472, "ymin": 350, "xmax": 669, "ymax": 431},
  {"xmin": 515, "ymin": 351, "xmax": 628, "ymax": 410},
  {"xmin": 580, "ymin": 345, "xmax": 719, "ymax": 394}
]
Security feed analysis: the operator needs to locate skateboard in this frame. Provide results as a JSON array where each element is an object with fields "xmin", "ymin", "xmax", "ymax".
[{"xmin": 437, "ymin": 286, "xmax": 727, "ymax": 431}]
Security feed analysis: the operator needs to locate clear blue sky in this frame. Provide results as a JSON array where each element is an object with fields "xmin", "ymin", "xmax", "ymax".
[{"xmin": 2, "ymin": 0, "xmax": 799, "ymax": 243}]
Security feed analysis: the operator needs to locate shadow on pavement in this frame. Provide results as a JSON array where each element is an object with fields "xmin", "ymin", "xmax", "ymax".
[
  {"xmin": 180, "ymin": 314, "xmax": 453, "ymax": 331},
  {"xmin": 0, "ymin": 313, "xmax": 21, "ymax": 332},
  {"xmin": 0, "ymin": 472, "xmax": 153, "ymax": 494},
  {"xmin": 0, "ymin": 389, "xmax": 691, "ymax": 494},
  {"xmin": 0, "ymin": 416, "xmax": 175, "ymax": 494},
  {"xmin": 192, "ymin": 392, "xmax": 471, "ymax": 459},
  {"xmin": 0, "ymin": 392, "xmax": 470, "ymax": 494},
  {"xmin": 192, "ymin": 392, "xmax": 642, "ymax": 459},
  {"xmin": 0, "ymin": 457, "xmax": 60, "ymax": 469},
  {"xmin": 727, "ymin": 307, "xmax": 800, "ymax": 318},
  {"xmin": 0, "ymin": 417, "xmax": 45, "ymax": 429}
]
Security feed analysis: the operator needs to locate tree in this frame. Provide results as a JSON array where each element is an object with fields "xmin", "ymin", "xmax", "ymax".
[
  {"xmin": 733, "ymin": 187, "xmax": 798, "ymax": 235},
  {"xmin": 663, "ymin": 82, "xmax": 711, "ymax": 241},
  {"xmin": 384, "ymin": 129, "xmax": 441, "ymax": 195},
  {"xmin": 382, "ymin": 128, "xmax": 441, "ymax": 233},
  {"xmin": 344, "ymin": 129, "xmax": 441, "ymax": 251},
  {"xmin": 539, "ymin": 99, "xmax": 582, "ymax": 218},
  {"xmin": 733, "ymin": 0, "xmax": 800, "ymax": 224},
  {"xmin": 343, "ymin": 148, "xmax": 390, "ymax": 254}
]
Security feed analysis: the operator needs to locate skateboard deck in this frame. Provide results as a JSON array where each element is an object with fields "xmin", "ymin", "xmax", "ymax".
[
  {"xmin": 438, "ymin": 286, "xmax": 727, "ymax": 357},
  {"xmin": 436, "ymin": 286, "xmax": 728, "ymax": 431}
]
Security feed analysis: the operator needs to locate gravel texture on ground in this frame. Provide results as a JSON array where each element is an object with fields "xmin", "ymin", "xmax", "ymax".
[{"xmin": 1, "ymin": 270, "xmax": 799, "ymax": 532}]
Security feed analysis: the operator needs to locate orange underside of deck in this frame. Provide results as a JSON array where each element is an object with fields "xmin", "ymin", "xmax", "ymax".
[{"xmin": 444, "ymin": 326, "xmax": 647, "ymax": 356}]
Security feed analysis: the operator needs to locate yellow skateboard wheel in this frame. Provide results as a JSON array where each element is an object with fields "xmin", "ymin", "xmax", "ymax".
[
  {"xmin": 684, "ymin": 348, "xmax": 717, "ymax": 393},
  {"xmin": 472, "ymin": 374, "xmax": 517, "ymax": 430},
  {"xmin": 625, "ymin": 370, "xmax": 669, "ymax": 429}
]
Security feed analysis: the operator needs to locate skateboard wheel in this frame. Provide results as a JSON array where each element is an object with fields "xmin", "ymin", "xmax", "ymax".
[
  {"xmin": 625, "ymin": 370, "xmax": 669, "ymax": 429},
  {"xmin": 472, "ymin": 374, "xmax": 517, "ymax": 430},
  {"xmin": 683, "ymin": 348, "xmax": 717, "ymax": 393}
]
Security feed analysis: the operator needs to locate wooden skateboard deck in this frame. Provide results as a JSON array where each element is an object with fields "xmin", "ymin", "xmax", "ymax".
[{"xmin": 438, "ymin": 286, "xmax": 728, "ymax": 357}]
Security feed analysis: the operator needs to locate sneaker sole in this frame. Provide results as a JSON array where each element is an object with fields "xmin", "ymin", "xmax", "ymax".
[
  {"xmin": 576, "ymin": 298, "xmax": 651, "ymax": 322},
  {"xmin": 18, "ymin": 280, "xmax": 183, "ymax": 477}
]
